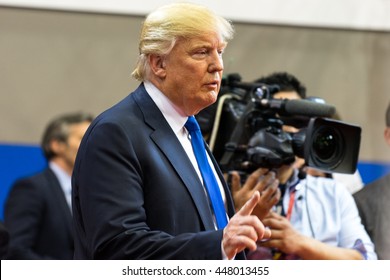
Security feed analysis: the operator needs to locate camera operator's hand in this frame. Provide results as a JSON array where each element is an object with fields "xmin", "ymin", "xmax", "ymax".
[
  {"xmin": 259, "ymin": 211, "xmax": 305, "ymax": 256},
  {"xmin": 230, "ymin": 168, "xmax": 280, "ymax": 220},
  {"xmin": 222, "ymin": 191, "xmax": 271, "ymax": 260},
  {"xmin": 259, "ymin": 211, "xmax": 364, "ymax": 260}
]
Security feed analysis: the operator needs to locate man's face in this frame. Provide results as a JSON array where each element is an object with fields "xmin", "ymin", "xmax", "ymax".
[
  {"xmin": 63, "ymin": 121, "xmax": 90, "ymax": 168},
  {"xmin": 160, "ymin": 33, "xmax": 227, "ymax": 116},
  {"xmin": 273, "ymin": 90, "xmax": 305, "ymax": 176},
  {"xmin": 273, "ymin": 91, "xmax": 302, "ymax": 133},
  {"xmin": 51, "ymin": 121, "xmax": 90, "ymax": 174}
]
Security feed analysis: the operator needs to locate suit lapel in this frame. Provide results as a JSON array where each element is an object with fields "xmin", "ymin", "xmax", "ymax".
[
  {"xmin": 133, "ymin": 85, "xmax": 216, "ymax": 230},
  {"xmin": 44, "ymin": 169, "xmax": 73, "ymax": 238}
]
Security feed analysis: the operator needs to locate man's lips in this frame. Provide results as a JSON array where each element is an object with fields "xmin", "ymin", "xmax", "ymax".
[{"xmin": 204, "ymin": 80, "xmax": 220, "ymax": 88}]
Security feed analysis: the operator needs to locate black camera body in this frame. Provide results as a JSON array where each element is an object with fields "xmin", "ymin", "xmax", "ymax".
[{"xmin": 198, "ymin": 73, "xmax": 361, "ymax": 174}]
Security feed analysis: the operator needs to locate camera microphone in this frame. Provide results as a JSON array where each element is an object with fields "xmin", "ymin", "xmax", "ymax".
[{"xmin": 261, "ymin": 98, "xmax": 336, "ymax": 117}]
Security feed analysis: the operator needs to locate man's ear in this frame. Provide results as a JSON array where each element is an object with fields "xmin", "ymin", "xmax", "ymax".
[
  {"xmin": 384, "ymin": 127, "xmax": 390, "ymax": 147},
  {"xmin": 50, "ymin": 139, "xmax": 66, "ymax": 157},
  {"xmin": 149, "ymin": 54, "xmax": 166, "ymax": 78}
]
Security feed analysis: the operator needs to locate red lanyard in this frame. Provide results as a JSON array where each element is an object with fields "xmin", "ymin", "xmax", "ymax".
[
  {"xmin": 273, "ymin": 185, "xmax": 298, "ymax": 260},
  {"xmin": 285, "ymin": 190, "xmax": 296, "ymax": 221},
  {"xmin": 273, "ymin": 193, "xmax": 295, "ymax": 260}
]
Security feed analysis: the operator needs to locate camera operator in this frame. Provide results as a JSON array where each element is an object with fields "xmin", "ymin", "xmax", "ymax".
[{"xmin": 234, "ymin": 72, "xmax": 376, "ymax": 260}]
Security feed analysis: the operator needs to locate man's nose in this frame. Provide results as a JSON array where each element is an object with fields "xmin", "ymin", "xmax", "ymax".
[{"xmin": 208, "ymin": 52, "xmax": 224, "ymax": 72}]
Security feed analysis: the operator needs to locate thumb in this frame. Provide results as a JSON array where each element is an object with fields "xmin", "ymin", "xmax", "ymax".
[{"xmin": 237, "ymin": 190, "xmax": 260, "ymax": 216}]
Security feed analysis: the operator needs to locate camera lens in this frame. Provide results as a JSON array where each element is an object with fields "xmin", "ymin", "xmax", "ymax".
[{"xmin": 311, "ymin": 126, "xmax": 344, "ymax": 167}]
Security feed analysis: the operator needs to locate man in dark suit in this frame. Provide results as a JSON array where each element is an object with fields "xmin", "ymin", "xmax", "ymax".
[
  {"xmin": 72, "ymin": 2, "xmax": 277, "ymax": 260},
  {"xmin": 4, "ymin": 112, "xmax": 93, "ymax": 259},
  {"xmin": 354, "ymin": 102, "xmax": 390, "ymax": 259}
]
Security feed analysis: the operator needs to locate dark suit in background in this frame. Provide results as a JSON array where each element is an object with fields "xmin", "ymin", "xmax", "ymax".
[
  {"xmin": 353, "ymin": 102, "xmax": 390, "ymax": 260},
  {"xmin": 354, "ymin": 173, "xmax": 390, "ymax": 260},
  {"xmin": 0, "ymin": 221, "xmax": 9, "ymax": 259},
  {"xmin": 4, "ymin": 168, "xmax": 73, "ymax": 259}
]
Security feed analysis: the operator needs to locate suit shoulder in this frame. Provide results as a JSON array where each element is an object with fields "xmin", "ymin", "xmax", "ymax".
[
  {"xmin": 11, "ymin": 168, "xmax": 53, "ymax": 188},
  {"xmin": 354, "ymin": 173, "xmax": 390, "ymax": 199},
  {"xmin": 5, "ymin": 169, "xmax": 55, "ymax": 210}
]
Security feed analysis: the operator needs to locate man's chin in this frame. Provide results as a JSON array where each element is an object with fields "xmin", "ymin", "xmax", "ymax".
[{"xmin": 207, "ymin": 91, "xmax": 218, "ymax": 103}]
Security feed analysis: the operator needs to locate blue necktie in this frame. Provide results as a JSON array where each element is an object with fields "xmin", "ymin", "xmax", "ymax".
[{"xmin": 185, "ymin": 116, "xmax": 228, "ymax": 229}]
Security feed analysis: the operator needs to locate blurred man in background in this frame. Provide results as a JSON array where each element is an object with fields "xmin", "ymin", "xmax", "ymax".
[
  {"xmin": 354, "ymin": 102, "xmax": 390, "ymax": 260},
  {"xmin": 4, "ymin": 112, "xmax": 93, "ymax": 259}
]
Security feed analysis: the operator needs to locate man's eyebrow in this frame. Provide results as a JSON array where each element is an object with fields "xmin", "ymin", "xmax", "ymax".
[
  {"xmin": 191, "ymin": 40, "xmax": 227, "ymax": 49},
  {"xmin": 191, "ymin": 42, "xmax": 212, "ymax": 49}
]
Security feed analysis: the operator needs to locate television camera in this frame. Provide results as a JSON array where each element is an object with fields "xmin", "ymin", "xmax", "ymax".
[{"xmin": 197, "ymin": 73, "xmax": 361, "ymax": 175}]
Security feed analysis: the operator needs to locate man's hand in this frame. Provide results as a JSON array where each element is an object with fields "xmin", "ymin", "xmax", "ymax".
[
  {"xmin": 259, "ymin": 211, "xmax": 305, "ymax": 255},
  {"xmin": 230, "ymin": 168, "xmax": 280, "ymax": 220},
  {"xmin": 259, "ymin": 211, "xmax": 365, "ymax": 260},
  {"xmin": 222, "ymin": 191, "xmax": 271, "ymax": 260}
]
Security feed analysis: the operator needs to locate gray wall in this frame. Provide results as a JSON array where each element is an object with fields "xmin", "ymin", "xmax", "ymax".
[{"xmin": 1, "ymin": 7, "xmax": 389, "ymax": 162}]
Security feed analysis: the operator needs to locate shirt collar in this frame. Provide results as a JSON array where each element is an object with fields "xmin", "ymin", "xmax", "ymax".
[
  {"xmin": 49, "ymin": 161, "xmax": 71, "ymax": 192},
  {"xmin": 144, "ymin": 81, "xmax": 188, "ymax": 133},
  {"xmin": 286, "ymin": 168, "xmax": 301, "ymax": 191}
]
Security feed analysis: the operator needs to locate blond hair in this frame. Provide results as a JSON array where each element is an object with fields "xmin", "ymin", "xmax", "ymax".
[{"xmin": 131, "ymin": 2, "xmax": 234, "ymax": 81}]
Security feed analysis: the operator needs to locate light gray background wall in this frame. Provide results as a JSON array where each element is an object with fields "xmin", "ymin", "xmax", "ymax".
[{"xmin": 1, "ymin": 7, "xmax": 389, "ymax": 162}]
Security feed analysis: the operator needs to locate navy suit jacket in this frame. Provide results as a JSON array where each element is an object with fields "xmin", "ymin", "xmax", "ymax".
[
  {"xmin": 4, "ymin": 168, "xmax": 73, "ymax": 259},
  {"xmin": 72, "ymin": 83, "xmax": 244, "ymax": 259}
]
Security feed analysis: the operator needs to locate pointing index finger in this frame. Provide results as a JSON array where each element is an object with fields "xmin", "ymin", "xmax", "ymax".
[{"xmin": 237, "ymin": 190, "xmax": 260, "ymax": 216}]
